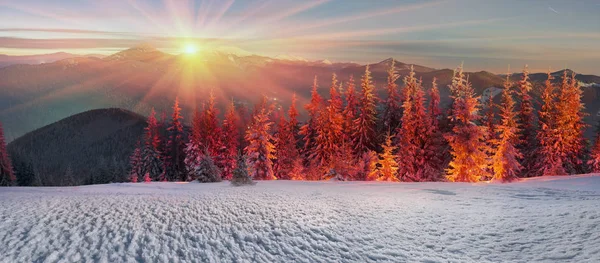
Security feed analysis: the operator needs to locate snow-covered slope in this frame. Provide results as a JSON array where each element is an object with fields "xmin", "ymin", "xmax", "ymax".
[{"xmin": 1, "ymin": 176, "xmax": 599, "ymax": 262}]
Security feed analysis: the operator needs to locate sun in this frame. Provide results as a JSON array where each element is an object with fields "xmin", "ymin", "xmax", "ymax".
[{"xmin": 183, "ymin": 43, "xmax": 198, "ymax": 55}]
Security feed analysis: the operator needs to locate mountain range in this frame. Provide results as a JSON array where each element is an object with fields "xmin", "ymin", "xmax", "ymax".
[
  {"xmin": 0, "ymin": 44, "xmax": 599, "ymax": 141},
  {"xmin": 0, "ymin": 52, "xmax": 105, "ymax": 68}
]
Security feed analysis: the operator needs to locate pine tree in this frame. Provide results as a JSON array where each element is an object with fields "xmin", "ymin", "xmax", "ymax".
[
  {"xmin": 165, "ymin": 98, "xmax": 187, "ymax": 181},
  {"xmin": 423, "ymin": 78, "xmax": 447, "ymax": 181},
  {"xmin": 445, "ymin": 65, "xmax": 490, "ymax": 182},
  {"xmin": 382, "ymin": 60, "xmax": 403, "ymax": 133},
  {"xmin": 231, "ymin": 155, "xmax": 256, "ymax": 186},
  {"xmin": 194, "ymin": 153, "xmax": 222, "ymax": 183},
  {"xmin": 141, "ymin": 109, "xmax": 165, "ymax": 181},
  {"xmin": 0, "ymin": 122, "xmax": 15, "ymax": 186},
  {"xmin": 219, "ymin": 100, "xmax": 240, "ymax": 180},
  {"xmin": 353, "ymin": 65, "xmax": 379, "ymax": 154},
  {"xmin": 185, "ymin": 108, "xmax": 203, "ymax": 182},
  {"xmin": 245, "ymin": 98, "xmax": 276, "ymax": 180},
  {"xmin": 396, "ymin": 66, "xmax": 431, "ymax": 181},
  {"xmin": 491, "ymin": 74, "xmax": 522, "ymax": 182},
  {"xmin": 300, "ymin": 76, "xmax": 323, "ymax": 163},
  {"xmin": 377, "ymin": 134, "xmax": 399, "ymax": 182},
  {"xmin": 312, "ymin": 74, "xmax": 344, "ymax": 174},
  {"xmin": 483, "ymin": 94, "xmax": 497, "ymax": 174},
  {"xmin": 202, "ymin": 90, "xmax": 221, "ymax": 157},
  {"xmin": 362, "ymin": 151, "xmax": 380, "ymax": 181},
  {"xmin": 516, "ymin": 65, "xmax": 537, "ymax": 176},
  {"xmin": 588, "ymin": 121, "xmax": 600, "ymax": 173},
  {"xmin": 556, "ymin": 71, "xmax": 588, "ymax": 174},
  {"xmin": 342, "ymin": 75, "xmax": 359, "ymax": 143},
  {"xmin": 534, "ymin": 71, "xmax": 566, "ymax": 176},
  {"xmin": 274, "ymin": 95, "xmax": 302, "ymax": 180},
  {"xmin": 128, "ymin": 142, "xmax": 143, "ymax": 183}
]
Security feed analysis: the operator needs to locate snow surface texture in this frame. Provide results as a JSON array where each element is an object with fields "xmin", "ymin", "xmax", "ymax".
[{"xmin": 1, "ymin": 176, "xmax": 599, "ymax": 263}]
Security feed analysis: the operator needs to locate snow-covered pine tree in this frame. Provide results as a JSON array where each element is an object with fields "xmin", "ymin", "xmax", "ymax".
[
  {"xmin": 141, "ymin": 109, "xmax": 165, "ymax": 181},
  {"xmin": 184, "ymin": 108, "xmax": 203, "ymax": 182},
  {"xmin": 362, "ymin": 151, "xmax": 380, "ymax": 181},
  {"xmin": 382, "ymin": 60, "xmax": 403, "ymax": 133},
  {"xmin": 516, "ymin": 65, "xmax": 537, "ymax": 177},
  {"xmin": 311, "ymin": 74, "xmax": 344, "ymax": 176},
  {"xmin": 491, "ymin": 74, "xmax": 522, "ymax": 182},
  {"xmin": 353, "ymin": 65, "xmax": 379, "ymax": 154},
  {"xmin": 300, "ymin": 76, "xmax": 323, "ymax": 164},
  {"xmin": 445, "ymin": 65, "xmax": 490, "ymax": 182},
  {"xmin": 483, "ymin": 93, "xmax": 497, "ymax": 178},
  {"xmin": 128, "ymin": 142, "xmax": 143, "ymax": 183},
  {"xmin": 165, "ymin": 98, "xmax": 187, "ymax": 181},
  {"xmin": 194, "ymin": 153, "xmax": 222, "ymax": 183},
  {"xmin": 424, "ymin": 78, "xmax": 447, "ymax": 181},
  {"xmin": 556, "ymin": 71, "xmax": 588, "ymax": 174},
  {"xmin": 202, "ymin": 90, "xmax": 222, "ymax": 157},
  {"xmin": 0, "ymin": 122, "xmax": 15, "ymax": 186},
  {"xmin": 377, "ymin": 134, "xmax": 399, "ymax": 182},
  {"xmin": 245, "ymin": 98, "xmax": 277, "ymax": 180},
  {"xmin": 219, "ymin": 100, "xmax": 240, "ymax": 180},
  {"xmin": 396, "ymin": 66, "xmax": 431, "ymax": 181},
  {"xmin": 231, "ymin": 155, "xmax": 255, "ymax": 186},
  {"xmin": 274, "ymin": 95, "xmax": 302, "ymax": 180},
  {"xmin": 534, "ymin": 71, "xmax": 565, "ymax": 176},
  {"xmin": 588, "ymin": 121, "xmax": 600, "ymax": 173},
  {"xmin": 342, "ymin": 75, "xmax": 359, "ymax": 144}
]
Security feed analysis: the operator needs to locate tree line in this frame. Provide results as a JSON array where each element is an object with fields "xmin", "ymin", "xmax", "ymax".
[{"xmin": 1, "ymin": 62, "xmax": 600, "ymax": 186}]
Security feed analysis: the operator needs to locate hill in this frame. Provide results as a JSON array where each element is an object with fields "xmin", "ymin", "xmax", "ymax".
[{"xmin": 7, "ymin": 108, "xmax": 146, "ymax": 186}]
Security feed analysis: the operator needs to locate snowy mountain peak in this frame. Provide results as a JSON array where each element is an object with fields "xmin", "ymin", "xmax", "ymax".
[{"xmin": 130, "ymin": 43, "xmax": 158, "ymax": 52}]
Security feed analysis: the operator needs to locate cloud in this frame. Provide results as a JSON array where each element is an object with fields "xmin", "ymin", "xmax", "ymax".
[
  {"xmin": 0, "ymin": 28, "xmax": 130, "ymax": 36},
  {"xmin": 548, "ymin": 7, "xmax": 560, "ymax": 14}
]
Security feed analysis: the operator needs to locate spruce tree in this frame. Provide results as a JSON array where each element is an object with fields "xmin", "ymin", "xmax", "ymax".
[
  {"xmin": 202, "ymin": 90, "xmax": 221, "ymax": 157},
  {"xmin": 300, "ymin": 76, "xmax": 323, "ymax": 163},
  {"xmin": 535, "ymin": 71, "xmax": 566, "ymax": 176},
  {"xmin": 219, "ymin": 100, "xmax": 240, "ymax": 180},
  {"xmin": 245, "ymin": 98, "xmax": 276, "ymax": 180},
  {"xmin": 165, "ymin": 98, "xmax": 187, "ymax": 181},
  {"xmin": 0, "ymin": 122, "xmax": 15, "ymax": 186},
  {"xmin": 396, "ymin": 66, "xmax": 431, "ymax": 181},
  {"xmin": 588, "ymin": 121, "xmax": 600, "ymax": 173},
  {"xmin": 382, "ymin": 60, "xmax": 402, "ymax": 133},
  {"xmin": 312, "ymin": 74, "xmax": 344, "ymax": 174},
  {"xmin": 491, "ymin": 74, "xmax": 522, "ymax": 182},
  {"xmin": 194, "ymin": 153, "xmax": 222, "ymax": 183},
  {"xmin": 377, "ymin": 134, "xmax": 399, "ymax": 182},
  {"xmin": 185, "ymin": 108, "xmax": 203, "ymax": 181},
  {"xmin": 445, "ymin": 65, "xmax": 490, "ymax": 182},
  {"xmin": 129, "ymin": 142, "xmax": 143, "ymax": 183},
  {"xmin": 483, "ymin": 93, "xmax": 497, "ymax": 178},
  {"xmin": 423, "ymin": 78, "xmax": 447, "ymax": 181},
  {"xmin": 231, "ymin": 155, "xmax": 256, "ymax": 186},
  {"xmin": 342, "ymin": 76, "xmax": 359, "ymax": 144},
  {"xmin": 516, "ymin": 65, "xmax": 537, "ymax": 176},
  {"xmin": 353, "ymin": 65, "xmax": 379, "ymax": 154},
  {"xmin": 274, "ymin": 95, "xmax": 302, "ymax": 180},
  {"xmin": 141, "ymin": 109, "xmax": 165, "ymax": 181},
  {"xmin": 557, "ymin": 71, "xmax": 588, "ymax": 174}
]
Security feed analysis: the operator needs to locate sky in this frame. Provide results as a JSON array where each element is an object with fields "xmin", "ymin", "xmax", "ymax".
[{"xmin": 0, "ymin": 0, "xmax": 599, "ymax": 74}]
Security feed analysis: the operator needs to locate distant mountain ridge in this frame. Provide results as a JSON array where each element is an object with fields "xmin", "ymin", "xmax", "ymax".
[
  {"xmin": 0, "ymin": 44, "xmax": 599, "ymax": 141},
  {"xmin": 0, "ymin": 52, "xmax": 105, "ymax": 68}
]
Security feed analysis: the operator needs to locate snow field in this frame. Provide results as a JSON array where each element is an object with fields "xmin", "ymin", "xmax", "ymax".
[{"xmin": 0, "ymin": 176, "xmax": 599, "ymax": 262}]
